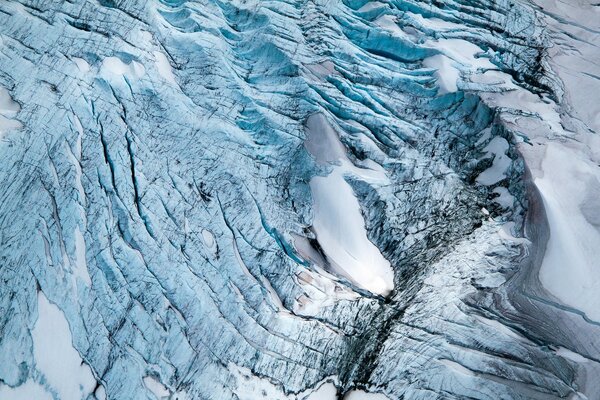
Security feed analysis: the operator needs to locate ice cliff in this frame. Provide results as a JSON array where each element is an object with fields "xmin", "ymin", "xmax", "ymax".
[{"xmin": 0, "ymin": 0, "xmax": 599, "ymax": 399}]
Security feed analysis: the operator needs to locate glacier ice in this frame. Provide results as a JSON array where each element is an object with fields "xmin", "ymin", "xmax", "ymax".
[{"xmin": 0, "ymin": 0, "xmax": 599, "ymax": 399}]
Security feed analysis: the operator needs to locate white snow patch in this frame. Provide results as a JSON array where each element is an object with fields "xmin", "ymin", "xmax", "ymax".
[
  {"xmin": 536, "ymin": 143, "xmax": 600, "ymax": 322},
  {"xmin": 343, "ymin": 389, "xmax": 391, "ymax": 400},
  {"xmin": 305, "ymin": 114, "xmax": 394, "ymax": 296},
  {"xmin": 438, "ymin": 359, "xmax": 476, "ymax": 377},
  {"xmin": 72, "ymin": 57, "xmax": 90, "ymax": 73},
  {"xmin": 475, "ymin": 315, "xmax": 525, "ymax": 341},
  {"xmin": 555, "ymin": 347, "xmax": 590, "ymax": 364},
  {"xmin": 201, "ymin": 229, "xmax": 215, "ymax": 249},
  {"xmin": 492, "ymin": 186, "xmax": 514, "ymax": 209},
  {"xmin": 498, "ymin": 222, "xmax": 529, "ymax": 245},
  {"xmin": 0, "ymin": 87, "xmax": 20, "ymax": 117},
  {"xmin": 298, "ymin": 382, "xmax": 338, "ymax": 400},
  {"xmin": 357, "ymin": 2, "xmax": 386, "ymax": 13},
  {"xmin": 292, "ymin": 266, "xmax": 358, "ymax": 315},
  {"xmin": 0, "ymin": 380, "xmax": 52, "ymax": 400},
  {"xmin": 100, "ymin": 57, "xmax": 145, "ymax": 81},
  {"xmin": 476, "ymin": 137, "xmax": 510, "ymax": 186},
  {"xmin": 95, "ymin": 385, "xmax": 107, "ymax": 400},
  {"xmin": 0, "ymin": 86, "xmax": 22, "ymax": 137},
  {"xmin": 230, "ymin": 365, "xmax": 341, "ymax": 400},
  {"xmin": 73, "ymin": 227, "xmax": 92, "ymax": 285},
  {"xmin": 406, "ymin": 12, "xmax": 464, "ymax": 30},
  {"xmin": 423, "ymin": 55, "xmax": 459, "ymax": 93},
  {"xmin": 0, "ymin": 115, "xmax": 22, "ymax": 135},
  {"xmin": 427, "ymin": 39, "xmax": 496, "ymax": 71},
  {"xmin": 32, "ymin": 292, "xmax": 97, "ymax": 400},
  {"xmin": 153, "ymin": 51, "xmax": 177, "ymax": 85},
  {"xmin": 144, "ymin": 376, "xmax": 170, "ymax": 399}
]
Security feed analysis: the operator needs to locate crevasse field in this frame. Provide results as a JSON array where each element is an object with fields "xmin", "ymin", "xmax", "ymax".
[{"xmin": 0, "ymin": 0, "xmax": 599, "ymax": 399}]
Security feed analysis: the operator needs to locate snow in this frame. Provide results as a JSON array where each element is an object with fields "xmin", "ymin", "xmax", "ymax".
[
  {"xmin": 423, "ymin": 38, "xmax": 498, "ymax": 95},
  {"xmin": 0, "ymin": 87, "xmax": 20, "ymax": 116},
  {"xmin": 72, "ymin": 57, "xmax": 90, "ymax": 73},
  {"xmin": 428, "ymin": 39, "xmax": 495, "ymax": 71},
  {"xmin": 343, "ymin": 389, "xmax": 391, "ymax": 399},
  {"xmin": 0, "ymin": 86, "xmax": 22, "ymax": 136},
  {"xmin": 300, "ymin": 383, "xmax": 338, "ymax": 400},
  {"xmin": 100, "ymin": 57, "xmax": 145, "ymax": 81},
  {"xmin": 406, "ymin": 12, "xmax": 464, "ymax": 30},
  {"xmin": 437, "ymin": 359, "xmax": 476, "ymax": 377},
  {"xmin": 555, "ymin": 347, "xmax": 589, "ymax": 364},
  {"xmin": 95, "ymin": 385, "xmax": 107, "ymax": 400},
  {"xmin": 0, "ymin": 115, "xmax": 22, "ymax": 135},
  {"xmin": 73, "ymin": 227, "xmax": 92, "ymax": 285},
  {"xmin": 143, "ymin": 376, "xmax": 170, "ymax": 399},
  {"xmin": 153, "ymin": 51, "xmax": 177, "ymax": 85},
  {"xmin": 201, "ymin": 228, "xmax": 216, "ymax": 249},
  {"xmin": 0, "ymin": 380, "xmax": 52, "ymax": 400},
  {"xmin": 357, "ymin": 2, "xmax": 386, "ymax": 13},
  {"xmin": 476, "ymin": 137, "xmax": 510, "ymax": 186},
  {"xmin": 536, "ymin": 143, "xmax": 600, "ymax": 322},
  {"xmin": 492, "ymin": 187, "xmax": 514, "ymax": 209},
  {"xmin": 292, "ymin": 266, "xmax": 358, "ymax": 315},
  {"xmin": 230, "ymin": 366, "xmax": 389, "ymax": 400},
  {"xmin": 423, "ymin": 55, "xmax": 459, "ymax": 93},
  {"xmin": 32, "ymin": 292, "xmax": 97, "ymax": 400},
  {"xmin": 305, "ymin": 114, "xmax": 394, "ymax": 296}
]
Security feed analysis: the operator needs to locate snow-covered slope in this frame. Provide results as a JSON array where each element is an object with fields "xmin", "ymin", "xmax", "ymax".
[{"xmin": 0, "ymin": 0, "xmax": 599, "ymax": 399}]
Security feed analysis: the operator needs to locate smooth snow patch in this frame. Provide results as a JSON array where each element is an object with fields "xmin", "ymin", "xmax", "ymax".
[
  {"xmin": 498, "ymin": 222, "xmax": 529, "ymax": 245},
  {"xmin": 555, "ymin": 347, "xmax": 590, "ymax": 364},
  {"xmin": 201, "ymin": 229, "xmax": 215, "ymax": 249},
  {"xmin": 72, "ymin": 57, "xmax": 90, "ymax": 73},
  {"xmin": 475, "ymin": 315, "xmax": 525, "ymax": 341},
  {"xmin": 95, "ymin": 385, "xmax": 107, "ymax": 400},
  {"xmin": 536, "ymin": 143, "xmax": 600, "ymax": 322},
  {"xmin": 357, "ymin": 2, "xmax": 386, "ymax": 13},
  {"xmin": 343, "ymin": 389, "xmax": 391, "ymax": 400},
  {"xmin": 438, "ymin": 359, "xmax": 476, "ymax": 377},
  {"xmin": 293, "ymin": 266, "xmax": 358, "ymax": 315},
  {"xmin": 407, "ymin": 12, "xmax": 464, "ymax": 30},
  {"xmin": 153, "ymin": 51, "xmax": 177, "ymax": 85},
  {"xmin": 423, "ymin": 55, "xmax": 459, "ymax": 93},
  {"xmin": 427, "ymin": 39, "xmax": 496, "ymax": 71},
  {"xmin": 0, "ymin": 380, "xmax": 52, "ymax": 400},
  {"xmin": 144, "ymin": 376, "xmax": 170, "ymax": 399},
  {"xmin": 231, "ymin": 365, "xmax": 340, "ymax": 400},
  {"xmin": 0, "ymin": 115, "xmax": 22, "ymax": 135},
  {"xmin": 0, "ymin": 86, "xmax": 22, "ymax": 137},
  {"xmin": 0, "ymin": 87, "xmax": 20, "ymax": 117},
  {"xmin": 305, "ymin": 114, "xmax": 394, "ymax": 296},
  {"xmin": 476, "ymin": 137, "xmax": 510, "ymax": 186},
  {"xmin": 73, "ymin": 227, "xmax": 92, "ymax": 285},
  {"xmin": 32, "ymin": 292, "xmax": 97, "ymax": 400},
  {"xmin": 300, "ymin": 382, "xmax": 338, "ymax": 400},
  {"xmin": 492, "ymin": 186, "xmax": 514, "ymax": 209},
  {"xmin": 100, "ymin": 57, "xmax": 145, "ymax": 81}
]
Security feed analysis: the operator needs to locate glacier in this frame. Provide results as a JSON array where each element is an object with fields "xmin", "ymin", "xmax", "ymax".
[{"xmin": 0, "ymin": 0, "xmax": 599, "ymax": 399}]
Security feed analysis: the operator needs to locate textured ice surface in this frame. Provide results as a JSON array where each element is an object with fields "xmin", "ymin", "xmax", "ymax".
[{"xmin": 0, "ymin": 0, "xmax": 599, "ymax": 399}]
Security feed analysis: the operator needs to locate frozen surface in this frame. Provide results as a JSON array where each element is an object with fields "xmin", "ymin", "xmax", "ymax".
[
  {"xmin": 536, "ymin": 143, "xmax": 600, "ymax": 322},
  {"xmin": 306, "ymin": 114, "xmax": 393, "ymax": 296},
  {"xmin": 0, "ymin": 0, "xmax": 599, "ymax": 399},
  {"xmin": 32, "ymin": 292, "xmax": 96, "ymax": 400},
  {"xmin": 0, "ymin": 380, "xmax": 52, "ymax": 400},
  {"xmin": 476, "ymin": 137, "xmax": 511, "ymax": 186},
  {"xmin": 423, "ymin": 55, "xmax": 459, "ymax": 94}
]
